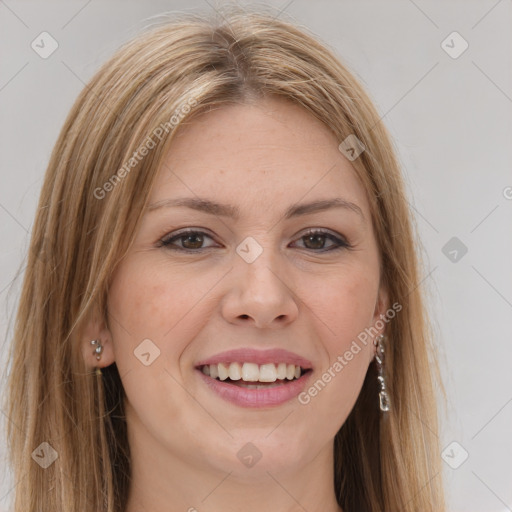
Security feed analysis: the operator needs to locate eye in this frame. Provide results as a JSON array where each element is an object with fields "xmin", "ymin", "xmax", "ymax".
[
  {"xmin": 158, "ymin": 229, "xmax": 219, "ymax": 251},
  {"xmin": 291, "ymin": 229, "xmax": 351, "ymax": 252},
  {"xmin": 158, "ymin": 228, "xmax": 351, "ymax": 253}
]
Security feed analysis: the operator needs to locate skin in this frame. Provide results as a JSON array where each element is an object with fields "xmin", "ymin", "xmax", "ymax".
[{"xmin": 85, "ymin": 96, "xmax": 388, "ymax": 512}]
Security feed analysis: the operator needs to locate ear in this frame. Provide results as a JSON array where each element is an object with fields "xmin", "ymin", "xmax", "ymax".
[
  {"xmin": 80, "ymin": 304, "xmax": 115, "ymax": 370},
  {"xmin": 372, "ymin": 284, "xmax": 389, "ymax": 332},
  {"xmin": 369, "ymin": 284, "xmax": 389, "ymax": 364}
]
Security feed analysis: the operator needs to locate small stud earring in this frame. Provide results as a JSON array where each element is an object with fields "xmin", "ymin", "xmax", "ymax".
[
  {"xmin": 374, "ymin": 334, "xmax": 390, "ymax": 412},
  {"xmin": 90, "ymin": 339, "xmax": 103, "ymax": 361}
]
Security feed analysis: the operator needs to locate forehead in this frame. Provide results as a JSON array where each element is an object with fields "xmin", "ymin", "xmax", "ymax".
[{"xmin": 150, "ymin": 97, "xmax": 370, "ymax": 219}]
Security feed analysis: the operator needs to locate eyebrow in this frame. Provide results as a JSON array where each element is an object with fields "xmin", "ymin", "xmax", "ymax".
[{"xmin": 146, "ymin": 197, "xmax": 365, "ymax": 221}]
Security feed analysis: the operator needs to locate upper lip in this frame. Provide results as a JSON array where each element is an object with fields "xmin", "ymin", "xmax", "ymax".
[{"xmin": 195, "ymin": 348, "xmax": 313, "ymax": 369}]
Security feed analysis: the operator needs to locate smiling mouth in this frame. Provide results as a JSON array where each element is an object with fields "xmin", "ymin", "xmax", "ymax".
[{"xmin": 198, "ymin": 362, "xmax": 312, "ymax": 389}]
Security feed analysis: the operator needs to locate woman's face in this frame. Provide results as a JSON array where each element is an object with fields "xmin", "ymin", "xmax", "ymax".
[{"xmin": 106, "ymin": 97, "xmax": 387, "ymax": 480}]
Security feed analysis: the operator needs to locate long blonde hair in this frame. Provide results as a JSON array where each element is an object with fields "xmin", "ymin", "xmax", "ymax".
[{"xmin": 5, "ymin": 6, "xmax": 445, "ymax": 511}]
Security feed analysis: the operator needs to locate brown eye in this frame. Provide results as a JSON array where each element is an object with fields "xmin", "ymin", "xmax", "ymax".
[
  {"xmin": 303, "ymin": 233, "xmax": 327, "ymax": 250},
  {"xmin": 293, "ymin": 229, "xmax": 351, "ymax": 252},
  {"xmin": 180, "ymin": 233, "xmax": 205, "ymax": 250},
  {"xmin": 159, "ymin": 230, "xmax": 218, "ymax": 251},
  {"xmin": 159, "ymin": 228, "xmax": 350, "ymax": 253}
]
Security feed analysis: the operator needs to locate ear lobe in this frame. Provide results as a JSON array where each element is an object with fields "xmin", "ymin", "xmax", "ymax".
[
  {"xmin": 375, "ymin": 286, "xmax": 389, "ymax": 317},
  {"xmin": 80, "ymin": 306, "xmax": 115, "ymax": 369}
]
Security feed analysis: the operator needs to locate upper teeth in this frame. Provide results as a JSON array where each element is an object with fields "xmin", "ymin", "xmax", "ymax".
[{"xmin": 201, "ymin": 362, "xmax": 302, "ymax": 382}]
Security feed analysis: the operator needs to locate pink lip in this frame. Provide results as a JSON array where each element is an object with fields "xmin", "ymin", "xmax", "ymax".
[
  {"xmin": 197, "ymin": 369, "xmax": 312, "ymax": 408},
  {"xmin": 195, "ymin": 348, "xmax": 313, "ymax": 369}
]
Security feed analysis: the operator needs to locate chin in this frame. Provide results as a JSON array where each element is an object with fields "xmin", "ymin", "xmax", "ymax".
[{"xmin": 199, "ymin": 428, "xmax": 311, "ymax": 477}]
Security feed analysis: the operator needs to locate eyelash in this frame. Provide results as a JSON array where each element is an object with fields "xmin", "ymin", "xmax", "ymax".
[{"xmin": 157, "ymin": 228, "xmax": 352, "ymax": 253}]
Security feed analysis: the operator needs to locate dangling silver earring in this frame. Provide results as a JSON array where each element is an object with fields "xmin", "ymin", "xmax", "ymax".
[
  {"xmin": 90, "ymin": 339, "xmax": 103, "ymax": 361},
  {"xmin": 374, "ymin": 334, "xmax": 390, "ymax": 412}
]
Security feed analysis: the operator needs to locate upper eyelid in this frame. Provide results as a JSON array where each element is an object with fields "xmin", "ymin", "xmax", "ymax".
[
  {"xmin": 160, "ymin": 228, "xmax": 215, "ymax": 243},
  {"xmin": 161, "ymin": 227, "xmax": 343, "ymax": 239}
]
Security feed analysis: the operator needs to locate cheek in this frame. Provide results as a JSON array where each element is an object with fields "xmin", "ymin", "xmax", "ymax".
[
  {"xmin": 306, "ymin": 262, "xmax": 379, "ymax": 348},
  {"xmin": 108, "ymin": 265, "xmax": 173, "ymax": 346},
  {"xmin": 106, "ymin": 261, "xmax": 211, "ymax": 434},
  {"xmin": 107, "ymin": 259, "xmax": 222, "ymax": 369},
  {"xmin": 300, "ymin": 348, "xmax": 370, "ymax": 438},
  {"xmin": 296, "ymin": 265, "xmax": 377, "ymax": 426}
]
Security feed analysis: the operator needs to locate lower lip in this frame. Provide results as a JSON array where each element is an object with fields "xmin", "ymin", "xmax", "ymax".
[{"xmin": 197, "ymin": 369, "xmax": 312, "ymax": 408}]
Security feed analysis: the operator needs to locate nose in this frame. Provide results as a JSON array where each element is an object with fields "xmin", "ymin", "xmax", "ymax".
[{"xmin": 220, "ymin": 247, "xmax": 299, "ymax": 329}]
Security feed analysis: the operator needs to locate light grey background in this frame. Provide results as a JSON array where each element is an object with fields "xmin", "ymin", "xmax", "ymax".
[{"xmin": 1, "ymin": 1, "xmax": 511, "ymax": 511}]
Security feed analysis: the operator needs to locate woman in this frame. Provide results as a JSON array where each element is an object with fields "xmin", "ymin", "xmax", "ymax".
[{"xmin": 5, "ymin": 7, "xmax": 446, "ymax": 512}]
